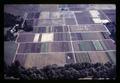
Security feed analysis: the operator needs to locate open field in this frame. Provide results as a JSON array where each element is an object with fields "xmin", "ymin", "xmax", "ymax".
[
  {"xmin": 4, "ymin": 41, "xmax": 18, "ymax": 65},
  {"xmin": 4, "ymin": 4, "xmax": 116, "ymax": 68},
  {"xmin": 15, "ymin": 53, "xmax": 66, "ymax": 68}
]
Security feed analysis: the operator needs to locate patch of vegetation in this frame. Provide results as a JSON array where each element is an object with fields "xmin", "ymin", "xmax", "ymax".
[
  {"xmin": 104, "ymin": 22, "xmax": 116, "ymax": 42},
  {"xmin": 23, "ymin": 21, "xmax": 33, "ymax": 32},
  {"xmin": 4, "ymin": 12, "xmax": 17, "ymax": 27},
  {"xmin": 4, "ymin": 30, "xmax": 17, "ymax": 41},
  {"xmin": 4, "ymin": 41, "xmax": 18, "ymax": 66},
  {"xmin": 4, "ymin": 12, "xmax": 33, "ymax": 41},
  {"xmin": 4, "ymin": 61, "xmax": 116, "ymax": 80}
]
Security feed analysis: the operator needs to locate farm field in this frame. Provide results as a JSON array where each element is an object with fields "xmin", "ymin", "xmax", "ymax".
[
  {"xmin": 15, "ymin": 53, "xmax": 66, "ymax": 68},
  {"xmin": 4, "ymin": 4, "xmax": 116, "ymax": 69}
]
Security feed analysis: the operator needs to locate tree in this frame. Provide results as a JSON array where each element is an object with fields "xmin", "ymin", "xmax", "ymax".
[
  {"xmin": 4, "ymin": 61, "xmax": 116, "ymax": 80},
  {"xmin": 23, "ymin": 21, "xmax": 33, "ymax": 32},
  {"xmin": 93, "ymin": 63, "xmax": 102, "ymax": 69},
  {"xmin": 4, "ymin": 12, "xmax": 17, "ymax": 27},
  {"xmin": 104, "ymin": 22, "xmax": 116, "ymax": 41},
  {"xmin": 7, "ymin": 60, "xmax": 21, "ymax": 78},
  {"xmin": 19, "ymin": 73, "xmax": 30, "ymax": 80},
  {"xmin": 79, "ymin": 70, "xmax": 87, "ymax": 78},
  {"xmin": 68, "ymin": 67, "xmax": 80, "ymax": 79}
]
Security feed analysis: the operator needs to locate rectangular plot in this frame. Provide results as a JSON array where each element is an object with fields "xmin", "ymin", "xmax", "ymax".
[
  {"xmin": 61, "ymin": 42, "xmax": 72, "ymax": 52},
  {"xmin": 24, "ymin": 54, "xmax": 47, "ymax": 68},
  {"xmin": 88, "ymin": 52, "xmax": 100, "ymax": 64},
  {"xmin": 96, "ymin": 52, "xmax": 109, "ymax": 64},
  {"xmin": 41, "ymin": 33, "xmax": 54, "ymax": 42},
  {"xmin": 102, "ymin": 40, "xmax": 116, "ymax": 50},
  {"xmin": 61, "ymin": 11, "xmax": 74, "ymax": 18},
  {"xmin": 54, "ymin": 33, "xmax": 70, "ymax": 41},
  {"xmin": 53, "ymin": 26, "xmax": 63, "ymax": 32},
  {"xmin": 71, "ymin": 33, "xmax": 82, "ymax": 40},
  {"xmin": 71, "ymin": 33, "xmax": 78, "ymax": 40},
  {"xmin": 99, "ymin": 40, "xmax": 109, "ymax": 50},
  {"xmin": 54, "ymin": 33, "xmax": 62, "ymax": 41},
  {"xmin": 39, "ymin": 19, "xmax": 52, "ymax": 26},
  {"xmin": 37, "ymin": 27, "xmax": 46, "ymax": 33},
  {"xmin": 89, "ymin": 52, "xmax": 110, "ymax": 64},
  {"xmin": 81, "ymin": 32, "xmax": 105, "ymax": 40},
  {"xmin": 33, "ymin": 27, "xmax": 51, "ymax": 33},
  {"xmin": 65, "ymin": 18, "xmax": 76, "ymax": 25},
  {"xmin": 84, "ymin": 53, "xmax": 91, "ymax": 63},
  {"xmin": 47, "ymin": 26, "xmax": 52, "ymax": 32},
  {"xmin": 96, "ymin": 32, "xmax": 105, "ymax": 39},
  {"xmin": 15, "ymin": 54, "xmax": 27, "ymax": 66},
  {"xmin": 92, "ymin": 40, "xmax": 104, "ymax": 51},
  {"xmin": 76, "ymin": 33, "xmax": 83, "ymax": 40},
  {"xmin": 17, "ymin": 44, "xmax": 26, "ymax": 53},
  {"xmin": 75, "ymin": 53, "xmax": 91, "ymax": 63},
  {"xmin": 31, "ymin": 43, "xmax": 41, "ymax": 53},
  {"xmin": 63, "ymin": 26, "xmax": 69, "ymax": 32},
  {"xmin": 73, "ymin": 41, "xmax": 95, "ymax": 51},
  {"xmin": 75, "ymin": 53, "xmax": 84, "ymax": 63},
  {"xmin": 65, "ymin": 53, "xmax": 75, "ymax": 64},
  {"xmin": 17, "ymin": 34, "xmax": 35, "ymax": 42},
  {"xmin": 46, "ymin": 53, "xmax": 66, "ymax": 66},
  {"xmin": 80, "ymin": 33, "xmax": 99, "ymax": 40},
  {"xmin": 90, "ymin": 25, "xmax": 108, "ymax": 31},
  {"xmin": 51, "ymin": 42, "xmax": 62, "ymax": 52},
  {"xmin": 24, "ymin": 53, "xmax": 66, "ymax": 68},
  {"xmin": 51, "ymin": 42, "xmax": 72, "ymax": 52},
  {"xmin": 50, "ymin": 12, "xmax": 61, "ymax": 19},
  {"xmin": 75, "ymin": 12, "xmax": 94, "ymax": 24},
  {"xmin": 73, "ymin": 42, "xmax": 81, "ymax": 51},
  {"xmin": 36, "ymin": 26, "xmax": 51, "ymax": 33},
  {"xmin": 38, "ymin": 34, "xmax": 42, "ymax": 42},
  {"xmin": 102, "ymin": 52, "xmax": 111, "ymax": 63},
  {"xmin": 81, "ymin": 33, "xmax": 99, "ymax": 40},
  {"xmin": 51, "ymin": 19, "xmax": 64, "ymax": 26},
  {"xmin": 106, "ymin": 51, "xmax": 116, "ymax": 64},
  {"xmin": 79, "ymin": 41, "xmax": 95, "ymax": 51},
  {"xmin": 80, "ymin": 53, "xmax": 90, "ymax": 63},
  {"xmin": 17, "ymin": 43, "xmax": 41, "ymax": 53},
  {"xmin": 33, "ymin": 34, "xmax": 40, "ymax": 42},
  {"xmin": 70, "ymin": 25, "xmax": 107, "ymax": 32},
  {"xmin": 39, "ymin": 12, "xmax": 50, "ymax": 19},
  {"xmin": 70, "ymin": 25, "xmax": 88, "ymax": 32},
  {"xmin": 40, "ymin": 43, "xmax": 49, "ymax": 52},
  {"xmin": 63, "ymin": 33, "xmax": 71, "ymax": 41},
  {"xmin": 52, "ymin": 26, "xmax": 69, "ymax": 32}
]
